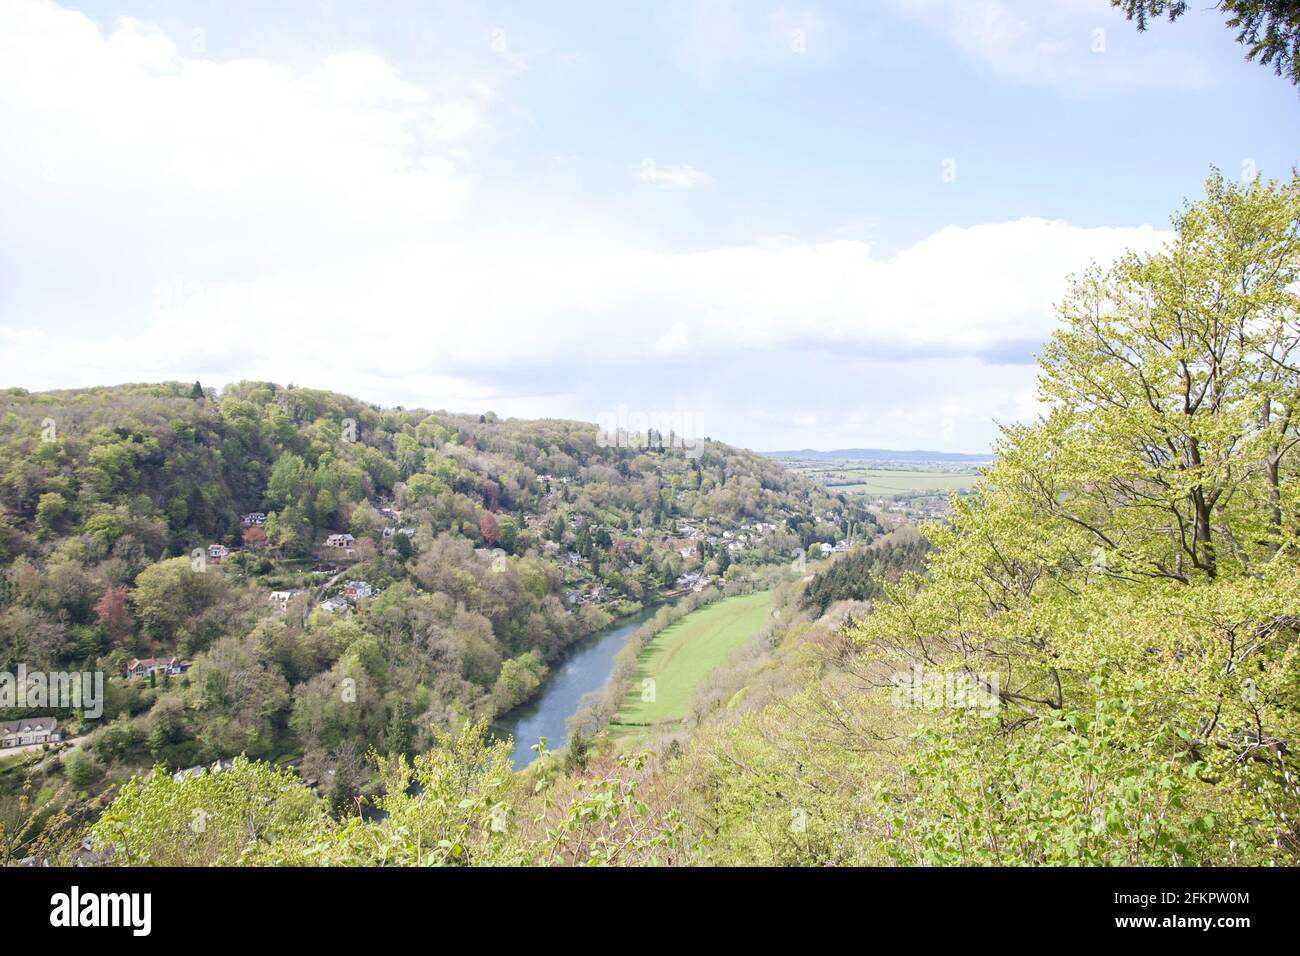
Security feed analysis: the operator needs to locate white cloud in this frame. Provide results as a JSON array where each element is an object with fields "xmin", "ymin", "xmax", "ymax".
[
  {"xmin": 0, "ymin": 0, "xmax": 1174, "ymax": 452},
  {"xmin": 893, "ymin": 0, "xmax": 1212, "ymax": 91},
  {"xmin": 638, "ymin": 159, "xmax": 714, "ymax": 190}
]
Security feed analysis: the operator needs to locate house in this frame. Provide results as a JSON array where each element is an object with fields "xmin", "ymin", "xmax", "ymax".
[
  {"xmin": 240, "ymin": 512, "xmax": 267, "ymax": 527},
  {"xmin": 1, "ymin": 718, "xmax": 60, "ymax": 749},
  {"xmin": 324, "ymin": 533, "xmax": 356, "ymax": 549},
  {"xmin": 207, "ymin": 543, "xmax": 230, "ymax": 562},
  {"xmin": 125, "ymin": 656, "xmax": 185, "ymax": 679},
  {"xmin": 678, "ymin": 546, "xmax": 695, "ymax": 560},
  {"xmin": 342, "ymin": 580, "xmax": 373, "ymax": 600},
  {"xmin": 268, "ymin": 590, "xmax": 299, "ymax": 613},
  {"xmin": 172, "ymin": 759, "xmax": 236, "ymax": 783},
  {"xmin": 319, "ymin": 596, "xmax": 350, "ymax": 614}
]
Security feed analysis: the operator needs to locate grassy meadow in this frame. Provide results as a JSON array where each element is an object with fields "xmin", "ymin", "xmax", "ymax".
[{"xmin": 611, "ymin": 590, "xmax": 774, "ymax": 738}]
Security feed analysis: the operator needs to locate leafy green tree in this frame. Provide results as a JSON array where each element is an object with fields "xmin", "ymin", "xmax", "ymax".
[
  {"xmin": 855, "ymin": 169, "xmax": 1300, "ymax": 865},
  {"xmin": 130, "ymin": 556, "xmax": 227, "ymax": 644},
  {"xmin": 265, "ymin": 453, "xmax": 308, "ymax": 510},
  {"xmin": 91, "ymin": 759, "xmax": 328, "ymax": 866}
]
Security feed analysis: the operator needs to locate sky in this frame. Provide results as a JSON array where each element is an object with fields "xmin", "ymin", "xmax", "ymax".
[{"xmin": 0, "ymin": 0, "xmax": 1296, "ymax": 453}]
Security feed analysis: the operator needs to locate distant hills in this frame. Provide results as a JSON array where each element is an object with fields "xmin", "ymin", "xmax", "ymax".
[{"xmin": 764, "ymin": 447, "xmax": 993, "ymax": 464}]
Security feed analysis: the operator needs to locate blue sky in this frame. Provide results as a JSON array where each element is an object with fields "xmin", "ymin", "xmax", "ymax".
[{"xmin": 1, "ymin": 0, "xmax": 1296, "ymax": 452}]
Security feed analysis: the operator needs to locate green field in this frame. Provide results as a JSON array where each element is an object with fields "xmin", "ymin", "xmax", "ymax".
[
  {"xmin": 823, "ymin": 468, "xmax": 979, "ymax": 495},
  {"xmin": 612, "ymin": 590, "xmax": 773, "ymax": 735}
]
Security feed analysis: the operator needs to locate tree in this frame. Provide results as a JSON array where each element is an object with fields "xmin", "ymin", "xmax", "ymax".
[
  {"xmin": 34, "ymin": 492, "xmax": 69, "ymax": 538},
  {"xmin": 386, "ymin": 701, "xmax": 414, "ymax": 757},
  {"xmin": 479, "ymin": 510, "xmax": 500, "ymax": 546},
  {"xmin": 130, "ymin": 556, "xmax": 227, "ymax": 644},
  {"xmin": 93, "ymin": 585, "xmax": 134, "ymax": 648},
  {"xmin": 62, "ymin": 750, "xmax": 97, "ymax": 789},
  {"xmin": 265, "ymin": 453, "xmax": 308, "ymax": 510},
  {"xmin": 1112, "ymin": 1, "xmax": 1300, "ymax": 87},
  {"xmin": 91, "ymin": 759, "xmax": 328, "ymax": 866},
  {"xmin": 855, "ymin": 169, "xmax": 1300, "ymax": 864}
]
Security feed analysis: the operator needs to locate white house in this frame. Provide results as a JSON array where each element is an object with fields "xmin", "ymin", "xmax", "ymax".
[
  {"xmin": 125, "ymin": 656, "xmax": 186, "ymax": 679},
  {"xmin": 342, "ymin": 580, "xmax": 373, "ymax": 600},
  {"xmin": 324, "ymin": 533, "xmax": 356, "ymax": 549},
  {"xmin": 268, "ymin": 590, "xmax": 299, "ymax": 613},
  {"xmin": 1, "ymin": 718, "xmax": 60, "ymax": 749},
  {"xmin": 319, "ymin": 596, "xmax": 350, "ymax": 614}
]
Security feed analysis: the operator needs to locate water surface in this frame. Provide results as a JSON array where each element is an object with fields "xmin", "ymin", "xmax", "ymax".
[{"xmin": 491, "ymin": 603, "xmax": 666, "ymax": 768}]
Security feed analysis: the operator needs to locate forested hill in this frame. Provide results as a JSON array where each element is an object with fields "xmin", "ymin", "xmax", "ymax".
[{"xmin": 0, "ymin": 380, "xmax": 871, "ymax": 813}]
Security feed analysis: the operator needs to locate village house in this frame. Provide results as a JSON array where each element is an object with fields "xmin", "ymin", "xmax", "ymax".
[
  {"xmin": 206, "ymin": 543, "xmax": 230, "ymax": 562},
  {"xmin": 324, "ymin": 533, "xmax": 356, "ymax": 549},
  {"xmin": 1, "ymin": 718, "xmax": 61, "ymax": 749},
  {"xmin": 268, "ymin": 590, "xmax": 300, "ymax": 613},
  {"xmin": 342, "ymin": 580, "xmax": 373, "ymax": 600},
  {"xmin": 125, "ymin": 656, "xmax": 187, "ymax": 679},
  {"xmin": 173, "ymin": 757, "xmax": 237, "ymax": 782},
  {"xmin": 675, "ymin": 570, "xmax": 711, "ymax": 592},
  {"xmin": 240, "ymin": 512, "xmax": 267, "ymax": 526},
  {"xmin": 319, "ymin": 596, "xmax": 350, "ymax": 614}
]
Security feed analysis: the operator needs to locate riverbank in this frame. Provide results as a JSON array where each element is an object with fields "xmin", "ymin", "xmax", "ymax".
[{"xmin": 489, "ymin": 600, "xmax": 672, "ymax": 768}]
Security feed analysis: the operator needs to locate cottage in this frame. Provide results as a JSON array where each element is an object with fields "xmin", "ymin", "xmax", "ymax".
[
  {"xmin": 125, "ymin": 656, "xmax": 185, "ymax": 679},
  {"xmin": 319, "ymin": 596, "xmax": 351, "ymax": 614},
  {"xmin": 207, "ymin": 543, "xmax": 230, "ymax": 562},
  {"xmin": 324, "ymin": 533, "xmax": 356, "ymax": 549},
  {"xmin": 268, "ymin": 590, "xmax": 298, "ymax": 613},
  {"xmin": 241, "ymin": 512, "xmax": 267, "ymax": 527},
  {"xmin": 342, "ymin": 580, "xmax": 373, "ymax": 600},
  {"xmin": 1, "ymin": 718, "xmax": 60, "ymax": 749}
]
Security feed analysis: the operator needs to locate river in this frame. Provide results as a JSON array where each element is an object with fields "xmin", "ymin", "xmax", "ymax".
[{"xmin": 490, "ymin": 602, "xmax": 667, "ymax": 769}]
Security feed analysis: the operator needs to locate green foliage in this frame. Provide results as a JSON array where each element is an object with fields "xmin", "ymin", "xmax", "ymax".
[
  {"xmin": 91, "ymin": 758, "xmax": 329, "ymax": 865},
  {"xmin": 799, "ymin": 538, "xmax": 929, "ymax": 616},
  {"xmin": 855, "ymin": 169, "xmax": 1300, "ymax": 866}
]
